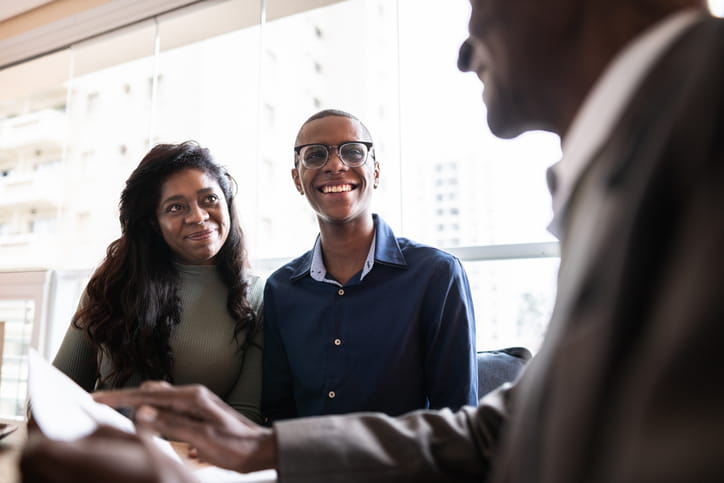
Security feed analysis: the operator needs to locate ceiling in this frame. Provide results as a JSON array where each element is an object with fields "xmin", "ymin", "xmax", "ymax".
[{"xmin": 0, "ymin": 0, "xmax": 54, "ymax": 23}]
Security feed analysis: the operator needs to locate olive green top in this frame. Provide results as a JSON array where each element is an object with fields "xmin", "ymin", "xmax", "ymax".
[{"xmin": 52, "ymin": 265, "xmax": 264, "ymax": 423}]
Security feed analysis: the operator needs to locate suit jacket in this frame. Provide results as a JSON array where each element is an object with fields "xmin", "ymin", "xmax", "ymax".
[{"xmin": 273, "ymin": 15, "xmax": 724, "ymax": 483}]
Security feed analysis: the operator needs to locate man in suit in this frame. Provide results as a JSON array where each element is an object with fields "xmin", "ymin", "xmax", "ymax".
[{"xmin": 22, "ymin": 0, "xmax": 724, "ymax": 481}]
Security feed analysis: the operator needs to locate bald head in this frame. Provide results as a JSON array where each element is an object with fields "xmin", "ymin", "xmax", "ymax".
[
  {"xmin": 458, "ymin": 0, "xmax": 709, "ymax": 138},
  {"xmin": 295, "ymin": 109, "xmax": 373, "ymax": 147}
]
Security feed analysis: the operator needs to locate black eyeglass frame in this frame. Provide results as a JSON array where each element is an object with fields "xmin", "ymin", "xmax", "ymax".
[{"xmin": 293, "ymin": 141, "xmax": 374, "ymax": 169}]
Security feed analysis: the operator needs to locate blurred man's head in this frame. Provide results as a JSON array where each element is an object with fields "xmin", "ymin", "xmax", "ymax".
[{"xmin": 457, "ymin": 0, "xmax": 706, "ymax": 139}]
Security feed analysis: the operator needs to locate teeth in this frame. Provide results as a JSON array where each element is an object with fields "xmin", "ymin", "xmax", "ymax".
[{"xmin": 322, "ymin": 184, "xmax": 352, "ymax": 193}]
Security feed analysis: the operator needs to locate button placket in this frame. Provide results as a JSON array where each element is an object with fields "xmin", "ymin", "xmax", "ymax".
[{"xmin": 328, "ymin": 285, "xmax": 346, "ymax": 405}]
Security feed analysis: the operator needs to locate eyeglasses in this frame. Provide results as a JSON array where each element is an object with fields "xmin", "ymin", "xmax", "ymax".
[{"xmin": 294, "ymin": 141, "xmax": 373, "ymax": 169}]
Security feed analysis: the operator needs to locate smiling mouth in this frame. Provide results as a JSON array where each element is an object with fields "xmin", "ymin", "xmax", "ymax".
[
  {"xmin": 320, "ymin": 184, "xmax": 354, "ymax": 193},
  {"xmin": 186, "ymin": 229, "xmax": 214, "ymax": 240}
]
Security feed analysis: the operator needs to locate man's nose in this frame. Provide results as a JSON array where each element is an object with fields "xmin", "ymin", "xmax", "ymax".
[
  {"xmin": 457, "ymin": 38, "xmax": 473, "ymax": 72},
  {"xmin": 324, "ymin": 147, "xmax": 348, "ymax": 172}
]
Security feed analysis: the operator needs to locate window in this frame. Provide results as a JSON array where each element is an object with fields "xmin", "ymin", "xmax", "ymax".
[
  {"xmin": 0, "ymin": 270, "xmax": 51, "ymax": 419},
  {"xmin": 86, "ymin": 92, "xmax": 99, "ymax": 115},
  {"xmin": 0, "ymin": 0, "xmax": 565, "ymax": 357},
  {"xmin": 34, "ymin": 159, "xmax": 61, "ymax": 172},
  {"xmin": 29, "ymin": 217, "xmax": 57, "ymax": 235}
]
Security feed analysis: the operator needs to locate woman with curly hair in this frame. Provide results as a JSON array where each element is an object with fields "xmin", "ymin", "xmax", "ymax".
[{"xmin": 53, "ymin": 141, "xmax": 264, "ymax": 422}]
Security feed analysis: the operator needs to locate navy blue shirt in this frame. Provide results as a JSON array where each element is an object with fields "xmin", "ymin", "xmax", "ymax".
[{"xmin": 262, "ymin": 215, "xmax": 478, "ymax": 422}]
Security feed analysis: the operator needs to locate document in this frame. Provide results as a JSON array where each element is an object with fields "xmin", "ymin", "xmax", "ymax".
[{"xmin": 28, "ymin": 349, "xmax": 276, "ymax": 482}]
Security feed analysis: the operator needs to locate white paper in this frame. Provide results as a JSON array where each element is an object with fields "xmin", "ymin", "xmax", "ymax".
[
  {"xmin": 28, "ymin": 348, "xmax": 179, "ymax": 461},
  {"xmin": 28, "ymin": 348, "xmax": 277, "ymax": 482},
  {"xmin": 194, "ymin": 467, "xmax": 277, "ymax": 482},
  {"xmin": 28, "ymin": 348, "xmax": 133, "ymax": 439}
]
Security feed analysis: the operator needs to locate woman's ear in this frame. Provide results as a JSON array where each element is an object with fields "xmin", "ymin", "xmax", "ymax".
[{"xmin": 291, "ymin": 167, "xmax": 304, "ymax": 195}]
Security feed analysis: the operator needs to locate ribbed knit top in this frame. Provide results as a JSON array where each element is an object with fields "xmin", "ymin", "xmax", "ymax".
[{"xmin": 52, "ymin": 266, "xmax": 264, "ymax": 422}]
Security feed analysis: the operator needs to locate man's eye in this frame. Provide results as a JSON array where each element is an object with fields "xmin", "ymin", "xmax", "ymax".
[
  {"xmin": 345, "ymin": 148, "xmax": 363, "ymax": 157},
  {"xmin": 302, "ymin": 146, "xmax": 327, "ymax": 160}
]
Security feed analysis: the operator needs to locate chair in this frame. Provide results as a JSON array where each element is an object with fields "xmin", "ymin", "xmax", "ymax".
[{"xmin": 477, "ymin": 347, "xmax": 532, "ymax": 397}]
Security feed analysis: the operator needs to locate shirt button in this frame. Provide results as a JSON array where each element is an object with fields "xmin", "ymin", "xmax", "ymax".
[
  {"xmin": 334, "ymin": 338, "xmax": 341, "ymax": 346},
  {"xmin": 338, "ymin": 289, "xmax": 344, "ymax": 295},
  {"xmin": 328, "ymin": 391, "xmax": 336, "ymax": 399}
]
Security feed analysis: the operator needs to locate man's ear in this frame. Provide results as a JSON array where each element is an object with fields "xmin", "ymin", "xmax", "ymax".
[
  {"xmin": 291, "ymin": 167, "xmax": 304, "ymax": 195},
  {"xmin": 373, "ymin": 161, "xmax": 380, "ymax": 188}
]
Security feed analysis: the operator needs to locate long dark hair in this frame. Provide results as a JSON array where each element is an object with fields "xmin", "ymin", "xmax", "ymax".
[{"xmin": 73, "ymin": 141, "xmax": 257, "ymax": 387}]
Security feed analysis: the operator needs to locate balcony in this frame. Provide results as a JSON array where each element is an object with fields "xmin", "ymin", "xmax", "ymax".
[
  {"xmin": 0, "ymin": 109, "xmax": 66, "ymax": 151},
  {"xmin": 0, "ymin": 236, "xmax": 57, "ymax": 269},
  {"xmin": 0, "ymin": 171, "xmax": 63, "ymax": 210}
]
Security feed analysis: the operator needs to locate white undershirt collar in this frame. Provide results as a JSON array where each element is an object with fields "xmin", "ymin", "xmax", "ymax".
[{"xmin": 309, "ymin": 231, "xmax": 377, "ymax": 286}]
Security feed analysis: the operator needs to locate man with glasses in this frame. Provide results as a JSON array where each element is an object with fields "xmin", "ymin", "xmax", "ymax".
[{"xmin": 261, "ymin": 109, "xmax": 478, "ymax": 422}]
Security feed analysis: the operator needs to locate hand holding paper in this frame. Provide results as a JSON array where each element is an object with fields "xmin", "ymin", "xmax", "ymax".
[
  {"xmin": 26, "ymin": 349, "xmax": 277, "ymax": 482},
  {"xmin": 94, "ymin": 381, "xmax": 278, "ymax": 476},
  {"xmin": 28, "ymin": 348, "xmax": 137, "ymax": 441},
  {"xmin": 21, "ymin": 424, "xmax": 198, "ymax": 483},
  {"xmin": 28, "ymin": 348, "xmax": 181, "ymax": 462}
]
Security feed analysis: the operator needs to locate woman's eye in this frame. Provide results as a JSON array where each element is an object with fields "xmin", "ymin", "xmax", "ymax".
[
  {"xmin": 204, "ymin": 194, "xmax": 220, "ymax": 204},
  {"xmin": 166, "ymin": 203, "xmax": 184, "ymax": 213}
]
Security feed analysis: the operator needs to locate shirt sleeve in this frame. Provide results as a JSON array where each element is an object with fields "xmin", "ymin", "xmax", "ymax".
[
  {"xmin": 223, "ymin": 276, "xmax": 265, "ymax": 424},
  {"xmin": 261, "ymin": 279, "xmax": 298, "ymax": 424},
  {"xmin": 274, "ymin": 385, "xmax": 511, "ymax": 483},
  {"xmin": 422, "ymin": 255, "xmax": 478, "ymax": 409},
  {"xmin": 51, "ymin": 291, "xmax": 99, "ymax": 392}
]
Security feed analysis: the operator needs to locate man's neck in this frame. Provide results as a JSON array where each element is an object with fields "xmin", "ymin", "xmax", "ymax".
[{"xmin": 318, "ymin": 215, "xmax": 375, "ymax": 285}]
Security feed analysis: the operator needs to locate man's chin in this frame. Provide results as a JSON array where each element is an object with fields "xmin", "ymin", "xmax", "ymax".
[
  {"xmin": 483, "ymin": 92, "xmax": 518, "ymax": 139},
  {"xmin": 486, "ymin": 113, "xmax": 527, "ymax": 140}
]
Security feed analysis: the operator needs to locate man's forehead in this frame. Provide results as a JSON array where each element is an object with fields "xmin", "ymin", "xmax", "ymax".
[{"xmin": 299, "ymin": 116, "xmax": 370, "ymax": 143}]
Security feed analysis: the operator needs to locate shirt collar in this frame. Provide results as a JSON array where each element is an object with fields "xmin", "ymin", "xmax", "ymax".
[
  {"xmin": 308, "ymin": 231, "xmax": 377, "ymax": 285},
  {"xmin": 371, "ymin": 214, "xmax": 407, "ymax": 267},
  {"xmin": 547, "ymin": 9, "xmax": 703, "ymax": 238},
  {"xmin": 301, "ymin": 214, "xmax": 407, "ymax": 284}
]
